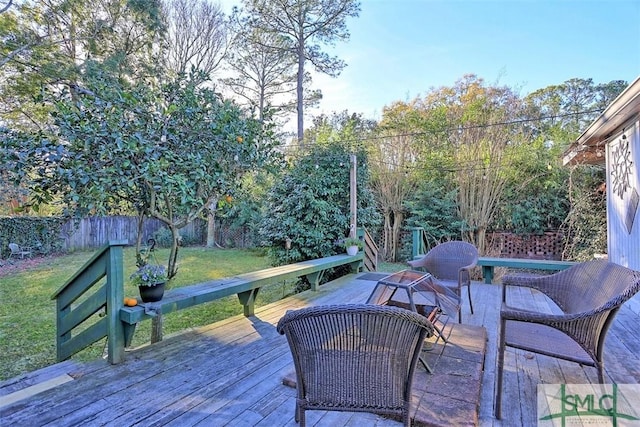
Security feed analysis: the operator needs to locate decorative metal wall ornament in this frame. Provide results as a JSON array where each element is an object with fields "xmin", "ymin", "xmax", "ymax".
[
  {"xmin": 610, "ymin": 130, "xmax": 639, "ymax": 235},
  {"xmin": 611, "ymin": 134, "xmax": 633, "ymax": 200},
  {"xmin": 624, "ymin": 189, "xmax": 639, "ymax": 234}
]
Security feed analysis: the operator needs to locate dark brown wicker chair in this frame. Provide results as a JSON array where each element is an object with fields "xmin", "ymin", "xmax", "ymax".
[
  {"xmin": 407, "ymin": 240, "xmax": 478, "ymax": 322},
  {"xmin": 277, "ymin": 304, "xmax": 434, "ymax": 427},
  {"xmin": 494, "ymin": 260, "xmax": 640, "ymax": 419}
]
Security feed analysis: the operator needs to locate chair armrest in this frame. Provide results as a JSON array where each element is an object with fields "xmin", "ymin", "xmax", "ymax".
[
  {"xmin": 501, "ymin": 273, "xmax": 550, "ymax": 302},
  {"xmin": 500, "ymin": 302, "xmax": 606, "ymax": 351},
  {"xmin": 500, "ymin": 303, "xmax": 585, "ymax": 324},
  {"xmin": 502, "ymin": 272, "xmax": 546, "ymax": 287},
  {"xmin": 407, "ymin": 258, "xmax": 425, "ymax": 270},
  {"xmin": 458, "ymin": 267, "xmax": 472, "ymax": 286}
]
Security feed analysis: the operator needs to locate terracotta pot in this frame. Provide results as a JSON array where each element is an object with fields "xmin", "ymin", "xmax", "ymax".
[{"xmin": 138, "ymin": 282, "xmax": 165, "ymax": 302}]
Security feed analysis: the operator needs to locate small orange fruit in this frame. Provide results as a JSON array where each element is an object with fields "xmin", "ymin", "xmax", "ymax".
[
  {"xmin": 225, "ymin": 194, "xmax": 233, "ymax": 203},
  {"xmin": 236, "ymin": 136, "xmax": 243, "ymax": 143},
  {"xmin": 124, "ymin": 297, "xmax": 138, "ymax": 307}
]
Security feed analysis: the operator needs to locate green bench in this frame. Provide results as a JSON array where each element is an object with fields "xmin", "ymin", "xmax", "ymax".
[
  {"xmin": 119, "ymin": 253, "xmax": 364, "ymax": 345},
  {"xmin": 477, "ymin": 257, "xmax": 577, "ymax": 284}
]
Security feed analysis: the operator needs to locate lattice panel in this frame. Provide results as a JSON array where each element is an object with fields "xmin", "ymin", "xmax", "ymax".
[{"xmin": 487, "ymin": 232, "xmax": 564, "ymax": 260}]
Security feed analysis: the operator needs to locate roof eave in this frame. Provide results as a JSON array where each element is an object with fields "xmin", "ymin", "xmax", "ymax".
[{"xmin": 562, "ymin": 76, "xmax": 640, "ymax": 166}]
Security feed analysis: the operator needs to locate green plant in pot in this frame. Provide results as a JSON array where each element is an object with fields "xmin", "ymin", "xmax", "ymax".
[
  {"xmin": 130, "ymin": 264, "xmax": 168, "ymax": 302},
  {"xmin": 344, "ymin": 237, "xmax": 363, "ymax": 256}
]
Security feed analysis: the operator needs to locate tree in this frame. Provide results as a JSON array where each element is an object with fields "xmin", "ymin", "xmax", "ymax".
[
  {"xmin": 404, "ymin": 185, "xmax": 465, "ymax": 248},
  {"xmin": 162, "ymin": 0, "xmax": 234, "ymax": 248},
  {"xmin": 494, "ymin": 134, "xmax": 570, "ymax": 234},
  {"xmin": 5, "ymin": 72, "xmax": 281, "ymax": 278},
  {"xmin": 0, "ymin": 0, "xmax": 164, "ymax": 128},
  {"xmin": 447, "ymin": 77, "xmax": 529, "ymax": 254},
  {"xmin": 399, "ymin": 75, "xmax": 530, "ymax": 255},
  {"xmin": 561, "ymin": 165, "xmax": 607, "ymax": 260},
  {"xmin": 559, "ymin": 78, "xmax": 598, "ymax": 133},
  {"xmin": 163, "ymin": 0, "xmax": 229, "ymax": 82},
  {"xmin": 594, "ymin": 80, "xmax": 628, "ymax": 110},
  {"xmin": 517, "ymin": 79, "xmax": 626, "ymax": 259},
  {"xmin": 223, "ymin": 24, "xmax": 319, "ymax": 124},
  {"xmin": 242, "ymin": 0, "xmax": 360, "ymax": 141},
  {"xmin": 368, "ymin": 102, "xmax": 422, "ymax": 261}
]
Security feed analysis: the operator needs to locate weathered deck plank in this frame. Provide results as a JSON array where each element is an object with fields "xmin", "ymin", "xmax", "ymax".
[{"xmin": 1, "ymin": 272, "xmax": 639, "ymax": 427}]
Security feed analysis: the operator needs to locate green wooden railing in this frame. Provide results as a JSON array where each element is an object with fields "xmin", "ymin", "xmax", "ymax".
[
  {"xmin": 52, "ymin": 237, "xmax": 368, "ymax": 365},
  {"xmin": 51, "ymin": 241, "xmax": 127, "ymax": 364},
  {"xmin": 410, "ymin": 227, "xmax": 429, "ymax": 259},
  {"xmin": 408, "ymin": 228, "xmax": 577, "ymax": 283}
]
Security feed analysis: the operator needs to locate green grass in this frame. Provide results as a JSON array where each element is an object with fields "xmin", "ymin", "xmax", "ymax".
[
  {"xmin": 0, "ymin": 247, "xmax": 277, "ymax": 381},
  {"xmin": 0, "ymin": 248, "xmax": 406, "ymax": 381}
]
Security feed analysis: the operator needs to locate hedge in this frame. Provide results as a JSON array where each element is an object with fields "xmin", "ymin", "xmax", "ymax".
[{"xmin": 0, "ymin": 217, "xmax": 66, "ymax": 258}]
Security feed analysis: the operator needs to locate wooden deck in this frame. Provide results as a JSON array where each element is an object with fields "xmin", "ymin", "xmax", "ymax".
[{"xmin": 2, "ymin": 271, "xmax": 639, "ymax": 426}]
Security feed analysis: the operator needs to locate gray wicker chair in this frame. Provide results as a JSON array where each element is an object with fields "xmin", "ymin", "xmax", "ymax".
[
  {"xmin": 407, "ymin": 240, "xmax": 478, "ymax": 321},
  {"xmin": 277, "ymin": 304, "xmax": 434, "ymax": 427},
  {"xmin": 495, "ymin": 260, "xmax": 640, "ymax": 419}
]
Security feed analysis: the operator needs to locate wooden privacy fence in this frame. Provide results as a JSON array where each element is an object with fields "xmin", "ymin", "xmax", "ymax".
[
  {"xmin": 59, "ymin": 216, "xmax": 205, "ymax": 250},
  {"xmin": 57, "ymin": 216, "xmax": 252, "ymax": 251}
]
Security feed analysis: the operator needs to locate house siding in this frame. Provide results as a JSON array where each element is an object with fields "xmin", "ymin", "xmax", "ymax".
[{"xmin": 606, "ymin": 119, "xmax": 640, "ymax": 270}]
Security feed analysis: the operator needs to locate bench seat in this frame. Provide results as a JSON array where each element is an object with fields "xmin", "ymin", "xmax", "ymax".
[
  {"xmin": 477, "ymin": 257, "xmax": 577, "ymax": 284},
  {"xmin": 119, "ymin": 253, "xmax": 363, "ymax": 345}
]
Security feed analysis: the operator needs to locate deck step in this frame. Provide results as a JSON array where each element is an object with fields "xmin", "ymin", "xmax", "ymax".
[
  {"xmin": 0, "ymin": 359, "xmax": 80, "ymax": 408},
  {"xmin": 0, "ymin": 374, "xmax": 74, "ymax": 409}
]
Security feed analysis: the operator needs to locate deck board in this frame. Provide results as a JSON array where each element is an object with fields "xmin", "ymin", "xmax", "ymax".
[{"xmin": 1, "ymin": 272, "xmax": 639, "ymax": 427}]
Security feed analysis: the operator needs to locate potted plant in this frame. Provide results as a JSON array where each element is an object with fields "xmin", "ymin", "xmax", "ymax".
[
  {"xmin": 130, "ymin": 264, "xmax": 168, "ymax": 302},
  {"xmin": 344, "ymin": 237, "xmax": 363, "ymax": 256}
]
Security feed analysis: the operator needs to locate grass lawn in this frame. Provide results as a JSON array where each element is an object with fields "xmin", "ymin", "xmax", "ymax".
[
  {"xmin": 0, "ymin": 246, "xmax": 277, "ymax": 381},
  {"xmin": 0, "ymin": 246, "xmax": 405, "ymax": 381}
]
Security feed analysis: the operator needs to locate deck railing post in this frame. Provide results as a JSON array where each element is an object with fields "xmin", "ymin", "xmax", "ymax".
[
  {"xmin": 410, "ymin": 227, "xmax": 425, "ymax": 260},
  {"xmin": 105, "ymin": 241, "xmax": 127, "ymax": 364}
]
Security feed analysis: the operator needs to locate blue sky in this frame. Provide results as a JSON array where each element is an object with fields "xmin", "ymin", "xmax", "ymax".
[{"xmin": 222, "ymin": 0, "xmax": 640, "ymax": 122}]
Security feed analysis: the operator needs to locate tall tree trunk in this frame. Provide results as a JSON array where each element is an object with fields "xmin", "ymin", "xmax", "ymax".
[
  {"xmin": 391, "ymin": 209, "xmax": 404, "ymax": 262},
  {"xmin": 168, "ymin": 224, "xmax": 180, "ymax": 279},
  {"xmin": 135, "ymin": 213, "xmax": 145, "ymax": 266},
  {"xmin": 206, "ymin": 199, "xmax": 217, "ymax": 248},
  {"xmin": 382, "ymin": 209, "xmax": 393, "ymax": 261},
  {"xmin": 150, "ymin": 223, "xmax": 181, "ymax": 345},
  {"xmin": 296, "ymin": 36, "xmax": 305, "ymax": 142},
  {"xmin": 473, "ymin": 226, "xmax": 487, "ymax": 256}
]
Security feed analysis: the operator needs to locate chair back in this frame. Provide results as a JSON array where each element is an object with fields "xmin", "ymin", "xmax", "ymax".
[
  {"xmin": 9, "ymin": 243, "xmax": 19, "ymax": 253},
  {"xmin": 556, "ymin": 260, "xmax": 640, "ymax": 314},
  {"xmin": 417, "ymin": 241, "xmax": 478, "ymax": 281},
  {"xmin": 277, "ymin": 304, "xmax": 433, "ymax": 423}
]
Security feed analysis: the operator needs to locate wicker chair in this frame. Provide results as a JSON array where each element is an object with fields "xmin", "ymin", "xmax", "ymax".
[
  {"xmin": 277, "ymin": 304, "xmax": 434, "ymax": 427},
  {"xmin": 494, "ymin": 260, "xmax": 640, "ymax": 419},
  {"xmin": 407, "ymin": 240, "xmax": 478, "ymax": 322}
]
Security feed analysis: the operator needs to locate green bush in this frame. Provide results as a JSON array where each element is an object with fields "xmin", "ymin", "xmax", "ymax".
[
  {"xmin": 259, "ymin": 143, "xmax": 379, "ymax": 268},
  {"xmin": 0, "ymin": 217, "xmax": 66, "ymax": 258},
  {"xmin": 404, "ymin": 185, "xmax": 468, "ymax": 246},
  {"xmin": 152, "ymin": 227, "xmax": 173, "ymax": 247}
]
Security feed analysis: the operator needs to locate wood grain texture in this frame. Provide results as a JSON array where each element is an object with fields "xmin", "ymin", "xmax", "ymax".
[{"xmin": 2, "ymin": 273, "xmax": 638, "ymax": 426}]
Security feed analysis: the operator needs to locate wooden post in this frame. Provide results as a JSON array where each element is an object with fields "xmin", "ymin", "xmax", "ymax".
[
  {"xmin": 411, "ymin": 227, "xmax": 425, "ymax": 259},
  {"xmin": 106, "ymin": 241, "xmax": 126, "ymax": 364},
  {"xmin": 350, "ymin": 154, "xmax": 357, "ymax": 238}
]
